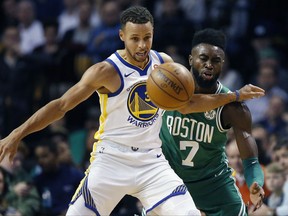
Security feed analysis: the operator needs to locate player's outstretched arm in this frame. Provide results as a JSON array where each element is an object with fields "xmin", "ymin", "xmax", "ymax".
[
  {"xmin": 0, "ymin": 62, "xmax": 118, "ymax": 163},
  {"xmin": 223, "ymin": 101, "xmax": 265, "ymax": 211},
  {"xmin": 178, "ymin": 84, "xmax": 265, "ymax": 114}
]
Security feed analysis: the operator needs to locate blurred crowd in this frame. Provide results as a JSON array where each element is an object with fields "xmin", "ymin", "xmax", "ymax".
[{"xmin": 0, "ymin": 0, "xmax": 288, "ymax": 215}]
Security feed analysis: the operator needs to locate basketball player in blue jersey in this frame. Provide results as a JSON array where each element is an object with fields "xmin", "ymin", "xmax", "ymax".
[
  {"xmin": 0, "ymin": 7, "xmax": 264, "ymax": 216},
  {"xmin": 161, "ymin": 28, "xmax": 265, "ymax": 216}
]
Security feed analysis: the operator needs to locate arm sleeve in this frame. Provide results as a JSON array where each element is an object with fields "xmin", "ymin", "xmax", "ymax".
[{"xmin": 242, "ymin": 157, "xmax": 264, "ymax": 188}]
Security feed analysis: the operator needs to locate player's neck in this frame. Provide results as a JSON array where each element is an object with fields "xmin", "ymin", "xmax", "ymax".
[
  {"xmin": 118, "ymin": 49, "xmax": 149, "ymax": 69},
  {"xmin": 195, "ymin": 83, "xmax": 218, "ymax": 94}
]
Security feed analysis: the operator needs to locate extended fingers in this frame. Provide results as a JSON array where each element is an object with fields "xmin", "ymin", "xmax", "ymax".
[
  {"xmin": 0, "ymin": 145, "xmax": 15, "ymax": 163},
  {"xmin": 0, "ymin": 145, "xmax": 6, "ymax": 162},
  {"xmin": 247, "ymin": 84, "xmax": 265, "ymax": 93},
  {"xmin": 252, "ymin": 194, "xmax": 264, "ymax": 212},
  {"xmin": 9, "ymin": 148, "xmax": 17, "ymax": 162}
]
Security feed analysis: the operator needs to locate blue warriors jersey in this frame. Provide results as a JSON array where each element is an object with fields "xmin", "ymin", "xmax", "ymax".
[{"xmin": 94, "ymin": 50, "xmax": 164, "ymax": 149}]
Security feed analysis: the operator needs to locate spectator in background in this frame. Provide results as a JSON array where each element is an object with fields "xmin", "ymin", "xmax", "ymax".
[
  {"xmin": 68, "ymin": 106, "xmax": 100, "ymax": 169},
  {"xmin": 33, "ymin": 139, "xmax": 84, "ymax": 216},
  {"xmin": 219, "ymin": 55, "xmax": 243, "ymax": 91},
  {"xmin": 153, "ymin": 0, "xmax": 194, "ymax": 66},
  {"xmin": 57, "ymin": 0, "xmax": 79, "ymax": 39},
  {"xmin": 250, "ymin": 163, "xmax": 286, "ymax": 216},
  {"xmin": 252, "ymin": 125, "xmax": 273, "ymax": 165},
  {"xmin": 252, "ymin": 138, "xmax": 288, "ymax": 216},
  {"xmin": 0, "ymin": 168, "xmax": 8, "ymax": 215},
  {"xmin": 245, "ymin": 64, "xmax": 288, "ymax": 124},
  {"xmin": 31, "ymin": 19, "xmax": 74, "ymax": 108},
  {"xmin": 17, "ymin": 0, "xmax": 45, "ymax": 54},
  {"xmin": 258, "ymin": 95, "xmax": 288, "ymax": 137},
  {"xmin": 61, "ymin": 1, "xmax": 95, "ymax": 79},
  {"xmin": 226, "ymin": 139, "xmax": 270, "ymax": 212},
  {"xmin": 223, "ymin": 0, "xmax": 250, "ymax": 71},
  {"xmin": 61, "ymin": 1, "xmax": 94, "ymax": 54},
  {"xmin": 0, "ymin": 142, "xmax": 40, "ymax": 216},
  {"xmin": 178, "ymin": 0, "xmax": 206, "ymax": 30},
  {"xmin": 33, "ymin": 0, "xmax": 63, "ymax": 24},
  {"xmin": 58, "ymin": 0, "xmax": 101, "ymax": 39},
  {"xmin": 86, "ymin": 0, "xmax": 122, "ymax": 63},
  {"xmin": 49, "ymin": 129, "xmax": 75, "ymax": 167},
  {"xmin": 0, "ymin": 0, "xmax": 18, "ymax": 35},
  {"xmin": 79, "ymin": 0, "xmax": 101, "ymax": 27},
  {"xmin": 238, "ymin": 23, "xmax": 274, "ymax": 84},
  {"xmin": 258, "ymin": 47, "xmax": 288, "ymax": 94},
  {"xmin": 264, "ymin": 163, "xmax": 286, "ymax": 209},
  {"xmin": 0, "ymin": 25, "xmax": 36, "ymax": 136},
  {"xmin": 56, "ymin": 138, "xmax": 74, "ymax": 167}
]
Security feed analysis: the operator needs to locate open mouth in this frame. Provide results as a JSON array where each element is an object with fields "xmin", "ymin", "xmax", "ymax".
[
  {"xmin": 136, "ymin": 51, "xmax": 147, "ymax": 57},
  {"xmin": 202, "ymin": 71, "xmax": 213, "ymax": 80}
]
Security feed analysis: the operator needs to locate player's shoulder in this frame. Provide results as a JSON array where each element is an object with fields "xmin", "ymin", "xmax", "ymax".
[
  {"xmin": 157, "ymin": 52, "xmax": 174, "ymax": 63},
  {"xmin": 222, "ymin": 101, "xmax": 251, "ymax": 126},
  {"xmin": 87, "ymin": 61, "xmax": 117, "ymax": 78},
  {"xmin": 223, "ymin": 101, "xmax": 249, "ymax": 113},
  {"xmin": 218, "ymin": 83, "xmax": 249, "ymax": 115},
  {"xmin": 79, "ymin": 60, "xmax": 119, "ymax": 92}
]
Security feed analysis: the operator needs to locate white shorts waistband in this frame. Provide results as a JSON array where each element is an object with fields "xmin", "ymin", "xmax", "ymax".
[{"xmin": 98, "ymin": 141, "xmax": 154, "ymax": 153}]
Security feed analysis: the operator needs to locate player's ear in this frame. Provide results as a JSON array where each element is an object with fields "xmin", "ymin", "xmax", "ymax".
[
  {"xmin": 119, "ymin": 29, "xmax": 124, "ymax": 42},
  {"xmin": 188, "ymin": 54, "xmax": 193, "ymax": 66}
]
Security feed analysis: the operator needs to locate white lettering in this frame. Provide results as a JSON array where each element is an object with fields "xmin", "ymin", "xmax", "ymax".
[
  {"xmin": 172, "ymin": 117, "xmax": 182, "ymax": 136},
  {"xmin": 167, "ymin": 116, "xmax": 174, "ymax": 134},
  {"xmin": 167, "ymin": 116, "xmax": 214, "ymax": 143}
]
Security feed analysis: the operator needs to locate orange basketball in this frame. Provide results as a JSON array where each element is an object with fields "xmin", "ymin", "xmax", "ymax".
[{"xmin": 147, "ymin": 62, "xmax": 195, "ymax": 110}]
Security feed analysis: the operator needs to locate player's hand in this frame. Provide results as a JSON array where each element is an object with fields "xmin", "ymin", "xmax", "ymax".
[
  {"xmin": 249, "ymin": 182, "xmax": 265, "ymax": 211},
  {"xmin": 0, "ymin": 131, "xmax": 21, "ymax": 163},
  {"xmin": 238, "ymin": 84, "xmax": 265, "ymax": 101}
]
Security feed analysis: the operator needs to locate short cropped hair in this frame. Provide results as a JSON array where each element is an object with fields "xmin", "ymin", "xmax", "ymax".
[
  {"xmin": 120, "ymin": 6, "xmax": 154, "ymax": 29},
  {"xmin": 265, "ymin": 162, "xmax": 285, "ymax": 176},
  {"xmin": 273, "ymin": 136, "xmax": 288, "ymax": 151},
  {"xmin": 36, "ymin": 138, "xmax": 59, "ymax": 155},
  {"xmin": 192, "ymin": 28, "xmax": 226, "ymax": 50}
]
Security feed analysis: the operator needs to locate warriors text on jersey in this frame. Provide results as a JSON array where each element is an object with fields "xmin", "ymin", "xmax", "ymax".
[{"xmin": 94, "ymin": 50, "xmax": 164, "ymax": 150}]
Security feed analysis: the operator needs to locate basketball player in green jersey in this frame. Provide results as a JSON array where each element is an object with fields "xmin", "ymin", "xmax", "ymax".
[{"xmin": 161, "ymin": 29, "xmax": 265, "ymax": 216}]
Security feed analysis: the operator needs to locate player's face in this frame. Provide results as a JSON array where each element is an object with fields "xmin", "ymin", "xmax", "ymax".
[
  {"xmin": 35, "ymin": 146, "xmax": 58, "ymax": 172},
  {"xmin": 226, "ymin": 142, "xmax": 243, "ymax": 174},
  {"xmin": 274, "ymin": 147, "xmax": 288, "ymax": 170},
  {"xmin": 265, "ymin": 172, "xmax": 285, "ymax": 192},
  {"xmin": 120, "ymin": 21, "xmax": 153, "ymax": 63},
  {"xmin": 189, "ymin": 44, "xmax": 224, "ymax": 89}
]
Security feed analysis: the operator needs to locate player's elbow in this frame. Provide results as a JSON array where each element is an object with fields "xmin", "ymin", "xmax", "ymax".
[
  {"xmin": 50, "ymin": 98, "xmax": 69, "ymax": 115},
  {"xmin": 176, "ymin": 101, "xmax": 191, "ymax": 114},
  {"xmin": 177, "ymin": 107, "xmax": 190, "ymax": 114},
  {"xmin": 177, "ymin": 100, "xmax": 207, "ymax": 114}
]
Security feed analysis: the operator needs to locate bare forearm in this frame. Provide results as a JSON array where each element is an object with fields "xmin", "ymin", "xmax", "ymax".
[
  {"xmin": 179, "ymin": 92, "xmax": 236, "ymax": 113},
  {"xmin": 237, "ymin": 134, "xmax": 258, "ymax": 159},
  {"xmin": 13, "ymin": 99, "xmax": 66, "ymax": 140}
]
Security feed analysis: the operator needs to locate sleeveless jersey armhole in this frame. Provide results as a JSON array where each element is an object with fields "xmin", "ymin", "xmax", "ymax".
[
  {"xmin": 152, "ymin": 50, "xmax": 165, "ymax": 64},
  {"xmin": 104, "ymin": 59, "xmax": 124, "ymax": 97}
]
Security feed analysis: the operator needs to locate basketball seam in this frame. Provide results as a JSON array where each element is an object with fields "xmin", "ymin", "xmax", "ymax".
[
  {"xmin": 149, "ymin": 74, "xmax": 185, "ymax": 109},
  {"xmin": 153, "ymin": 66, "xmax": 189, "ymax": 102}
]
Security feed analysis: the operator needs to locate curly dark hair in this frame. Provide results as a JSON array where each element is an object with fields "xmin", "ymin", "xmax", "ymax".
[
  {"xmin": 120, "ymin": 6, "xmax": 154, "ymax": 29},
  {"xmin": 192, "ymin": 28, "xmax": 226, "ymax": 50}
]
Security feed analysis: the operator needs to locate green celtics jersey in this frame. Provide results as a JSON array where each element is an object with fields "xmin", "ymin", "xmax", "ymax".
[{"xmin": 161, "ymin": 82, "xmax": 231, "ymax": 182}]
